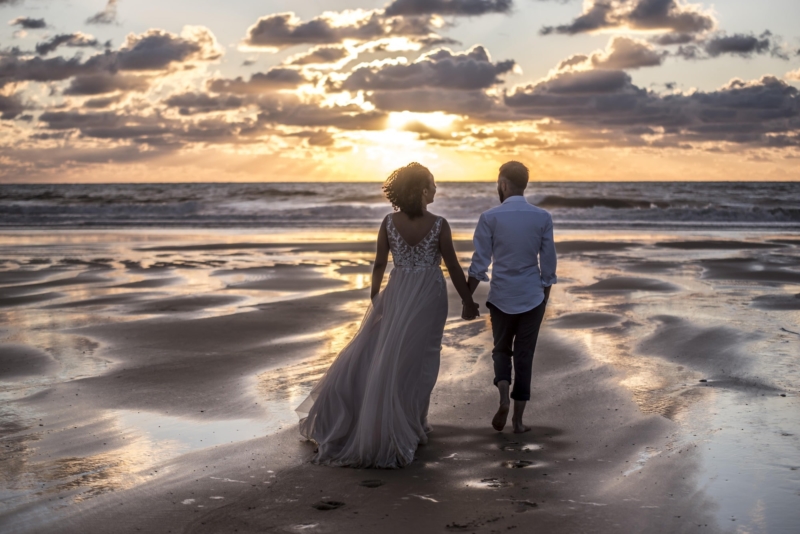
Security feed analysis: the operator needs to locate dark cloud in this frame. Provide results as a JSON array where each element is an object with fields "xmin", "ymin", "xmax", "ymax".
[
  {"xmin": 541, "ymin": 0, "xmax": 715, "ymax": 36},
  {"xmin": 505, "ymin": 70, "xmax": 800, "ymax": 148},
  {"xmin": 704, "ymin": 33, "xmax": 771, "ymax": 57},
  {"xmin": 257, "ymin": 96, "xmax": 389, "ymax": 130},
  {"xmin": 9, "ymin": 16, "xmax": 46, "ymax": 29},
  {"xmin": 509, "ymin": 69, "xmax": 632, "ymax": 98},
  {"xmin": 1, "ymin": 27, "xmax": 221, "ymax": 89},
  {"xmin": 384, "ymin": 0, "xmax": 512, "ymax": 16},
  {"xmin": 207, "ymin": 68, "xmax": 313, "ymax": 94},
  {"xmin": 368, "ymin": 87, "xmax": 498, "ymax": 115},
  {"xmin": 0, "ymin": 0, "xmax": 22, "ymax": 5},
  {"xmin": 556, "ymin": 54, "xmax": 589, "ymax": 70},
  {"xmin": 0, "ymin": 92, "xmax": 24, "ymax": 119},
  {"xmin": 64, "ymin": 73, "xmax": 149, "ymax": 95},
  {"xmin": 336, "ymin": 46, "xmax": 514, "ymax": 91},
  {"xmin": 86, "ymin": 0, "xmax": 118, "ymax": 25},
  {"xmin": 83, "ymin": 94, "xmax": 123, "ymax": 108},
  {"xmin": 652, "ymin": 32, "xmax": 695, "ymax": 45},
  {"xmin": 0, "ymin": 53, "xmax": 95, "ymax": 87},
  {"xmin": 35, "ymin": 32, "xmax": 99, "ymax": 56},
  {"xmin": 671, "ymin": 32, "xmax": 789, "ymax": 61},
  {"xmin": 288, "ymin": 130, "xmax": 335, "ymax": 146},
  {"xmin": 242, "ymin": 10, "xmax": 440, "ymax": 49},
  {"xmin": 37, "ymin": 108, "xmax": 256, "ymax": 147},
  {"xmin": 116, "ymin": 28, "xmax": 221, "ymax": 71},
  {"xmin": 164, "ymin": 92, "xmax": 246, "ymax": 115},
  {"xmin": 287, "ymin": 45, "xmax": 350, "ymax": 65}
]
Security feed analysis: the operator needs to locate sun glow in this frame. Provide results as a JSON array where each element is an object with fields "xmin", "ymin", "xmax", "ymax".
[{"xmin": 387, "ymin": 111, "xmax": 458, "ymax": 131}]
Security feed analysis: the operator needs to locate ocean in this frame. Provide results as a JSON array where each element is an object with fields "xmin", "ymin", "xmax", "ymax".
[{"xmin": 1, "ymin": 181, "xmax": 799, "ymax": 230}]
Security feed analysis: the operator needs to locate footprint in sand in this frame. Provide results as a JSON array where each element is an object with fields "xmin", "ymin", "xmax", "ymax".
[
  {"xmin": 479, "ymin": 477, "xmax": 510, "ymax": 489},
  {"xmin": 312, "ymin": 500, "xmax": 345, "ymax": 511},
  {"xmin": 514, "ymin": 500, "xmax": 539, "ymax": 512},
  {"xmin": 360, "ymin": 479, "xmax": 384, "ymax": 488},
  {"xmin": 502, "ymin": 460, "xmax": 540, "ymax": 469},
  {"xmin": 499, "ymin": 442, "xmax": 542, "ymax": 452}
]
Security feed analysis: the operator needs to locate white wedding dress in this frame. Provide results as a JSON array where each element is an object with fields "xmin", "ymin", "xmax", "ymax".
[{"xmin": 297, "ymin": 215, "xmax": 448, "ymax": 468}]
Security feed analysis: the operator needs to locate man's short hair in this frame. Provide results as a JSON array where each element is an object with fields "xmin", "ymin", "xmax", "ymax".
[{"xmin": 499, "ymin": 161, "xmax": 529, "ymax": 191}]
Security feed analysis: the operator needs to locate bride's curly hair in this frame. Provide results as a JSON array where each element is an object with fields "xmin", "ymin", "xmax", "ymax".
[{"xmin": 383, "ymin": 162, "xmax": 432, "ymax": 220}]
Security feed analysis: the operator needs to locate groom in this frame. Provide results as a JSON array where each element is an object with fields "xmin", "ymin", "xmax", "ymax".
[{"xmin": 465, "ymin": 161, "xmax": 557, "ymax": 433}]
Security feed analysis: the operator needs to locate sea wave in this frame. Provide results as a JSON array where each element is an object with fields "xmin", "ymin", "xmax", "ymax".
[{"xmin": 1, "ymin": 182, "xmax": 798, "ymax": 230}]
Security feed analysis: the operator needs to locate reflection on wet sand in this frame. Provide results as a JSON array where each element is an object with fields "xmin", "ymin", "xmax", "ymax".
[
  {"xmin": 257, "ymin": 319, "xmax": 363, "ymax": 413},
  {"xmin": 1, "ymin": 229, "xmax": 799, "ymax": 533}
]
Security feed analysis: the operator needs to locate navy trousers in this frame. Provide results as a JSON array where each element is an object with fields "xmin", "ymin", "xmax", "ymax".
[{"xmin": 487, "ymin": 299, "xmax": 547, "ymax": 401}]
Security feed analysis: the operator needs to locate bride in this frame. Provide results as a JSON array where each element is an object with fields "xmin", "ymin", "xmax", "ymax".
[{"xmin": 297, "ymin": 162, "xmax": 480, "ymax": 468}]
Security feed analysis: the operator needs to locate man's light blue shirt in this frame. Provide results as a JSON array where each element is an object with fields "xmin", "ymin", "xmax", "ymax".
[{"xmin": 468, "ymin": 195, "xmax": 557, "ymax": 315}]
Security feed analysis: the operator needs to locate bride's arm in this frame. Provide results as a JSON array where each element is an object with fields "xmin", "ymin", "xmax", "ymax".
[
  {"xmin": 370, "ymin": 216, "xmax": 390, "ymax": 300},
  {"xmin": 439, "ymin": 219, "xmax": 479, "ymax": 317}
]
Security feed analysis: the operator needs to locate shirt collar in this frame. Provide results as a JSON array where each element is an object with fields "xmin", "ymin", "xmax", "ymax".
[{"xmin": 502, "ymin": 195, "xmax": 527, "ymax": 204}]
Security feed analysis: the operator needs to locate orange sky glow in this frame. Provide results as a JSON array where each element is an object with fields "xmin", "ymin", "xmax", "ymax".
[{"xmin": 1, "ymin": 0, "xmax": 799, "ymax": 183}]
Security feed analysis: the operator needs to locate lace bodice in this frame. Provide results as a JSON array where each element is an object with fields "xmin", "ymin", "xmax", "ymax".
[{"xmin": 386, "ymin": 214, "xmax": 443, "ymax": 269}]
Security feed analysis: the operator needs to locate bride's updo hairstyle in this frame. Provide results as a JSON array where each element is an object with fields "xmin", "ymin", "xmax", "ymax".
[{"xmin": 383, "ymin": 162, "xmax": 432, "ymax": 220}]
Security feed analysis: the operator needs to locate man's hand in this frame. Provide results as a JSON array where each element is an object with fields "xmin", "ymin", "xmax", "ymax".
[
  {"xmin": 543, "ymin": 285, "xmax": 552, "ymax": 305},
  {"xmin": 462, "ymin": 301, "xmax": 480, "ymax": 320}
]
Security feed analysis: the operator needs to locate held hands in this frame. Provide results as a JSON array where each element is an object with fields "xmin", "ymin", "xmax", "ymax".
[{"xmin": 461, "ymin": 300, "xmax": 480, "ymax": 321}]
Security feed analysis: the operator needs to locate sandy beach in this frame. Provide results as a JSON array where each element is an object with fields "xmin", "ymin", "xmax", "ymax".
[{"xmin": 1, "ymin": 228, "xmax": 799, "ymax": 533}]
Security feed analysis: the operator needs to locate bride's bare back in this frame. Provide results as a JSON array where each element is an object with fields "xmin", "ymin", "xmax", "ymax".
[{"xmin": 389, "ymin": 211, "xmax": 440, "ymax": 247}]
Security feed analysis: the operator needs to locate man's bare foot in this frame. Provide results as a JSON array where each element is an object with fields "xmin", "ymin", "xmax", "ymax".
[
  {"xmin": 511, "ymin": 399, "xmax": 530, "ymax": 433},
  {"xmin": 492, "ymin": 403, "xmax": 509, "ymax": 431},
  {"xmin": 512, "ymin": 420, "xmax": 531, "ymax": 434}
]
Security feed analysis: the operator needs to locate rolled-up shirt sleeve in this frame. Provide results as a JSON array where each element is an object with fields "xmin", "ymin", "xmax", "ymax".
[
  {"xmin": 468, "ymin": 213, "xmax": 492, "ymax": 282},
  {"xmin": 539, "ymin": 214, "xmax": 557, "ymax": 286}
]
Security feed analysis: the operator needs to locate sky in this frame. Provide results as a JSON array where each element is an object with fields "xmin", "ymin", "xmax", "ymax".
[{"xmin": 0, "ymin": 0, "xmax": 799, "ymax": 183}]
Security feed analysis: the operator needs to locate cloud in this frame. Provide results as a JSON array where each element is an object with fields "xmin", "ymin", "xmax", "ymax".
[
  {"xmin": 287, "ymin": 45, "xmax": 351, "ymax": 65},
  {"xmin": 64, "ymin": 73, "xmax": 149, "ymax": 95},
  {"xmin": 9, "ymin": 16, "xmax": 46, "ymax": 29},
  {"xmin": 591, "ymin": 36, "xmax": 666, "ymax": 69},
  {"xmin": 164, "ymin": 92, "xmax": 246, "ymax": 115},
  {"xmin": 287, "ymin": 129, "xmax": 335, "ymax": 146},
  {"xmin": 335, "ymin": 45, "xmax": 515, "ymax": 91},
  {"xmin": 0, "ymin": 0, "xmax": 22, "ymax": 6},
  {"xmin": 558, "ymin": 36, "xmax": 666, "ymax": 71},
  {"xmin": 0, "ymin": 53, "xmax": 94, "ymax": 87},
  {"xmin": 651, "ymin": 32, "xmax": 696, "ymax": 45},
  {"xmin": 704, "ymin": 33, "xmax": 771, "ymax": 57},
  {"xmin": 257, "ymin": 96, "xmax": 389, "ymax": 130},
  {"xmin": 35, "ymin": 32, "xmax": 100, "ymax": 55},
  {"xmin": 672, "ymin": 32, "xmax": 789, "ymax": 61},
  {"xmin": 0, "ymin": 92, "xmax": 24, "ymax": 119},
  {"xmin": 368, "ymin": 87, "xmax": 498, "ymax": 114},
  {"xmin": 241, "ymin": 10, "xmax": 443, "ymax": 50},
  {"xmin": 505, "ymin": 69, "xmax": 800, "ymax": 148},
  {"xmin": 207, "ymin": 67, "xmax": 314, "ymax": 94},
  {"xmin": 116, "ymin": 27, "xmax": 222, "ymax": 71},
  {"xmin": 541, "ymin": 0, "xmax": 715, "ymax": 36},
  {"xmin": 1, "ymin": 27, "xmax": 222, "ymax": 88},
  {"xmin": 36, "ymin": 108, "xmax": 254, "ymax": 147},
  {"xmin": 787, "ymin": 69, "xmax": 800, "ymax": 82},
  {"xmin": 84, "ymin": 94, "xmax": 123, "ymax": 108},
  {"xmin": 86, "ymin": 0, "xmax": 118, "ymax": 25},
  {"xmin": 383, "ymin": 0, "xmax": 512, "ymax": 16},
  {"xmin": 509, "ymin": 69, "xmax": 633, "ymax": 97}
]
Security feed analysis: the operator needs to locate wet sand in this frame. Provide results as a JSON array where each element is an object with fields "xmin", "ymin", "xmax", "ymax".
[{"xmin": 1, "ymin": 229, "xmax": 799, "ymax": 533}]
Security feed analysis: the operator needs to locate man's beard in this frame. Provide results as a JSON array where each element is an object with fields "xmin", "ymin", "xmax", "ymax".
[{"xmin": 497, "ymin": 185, "xmax": 505, "ymax": 203}]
